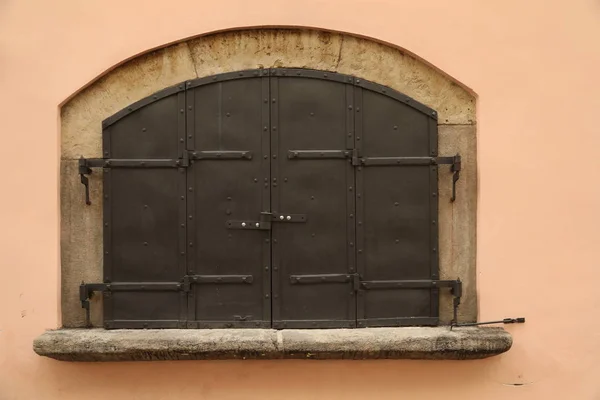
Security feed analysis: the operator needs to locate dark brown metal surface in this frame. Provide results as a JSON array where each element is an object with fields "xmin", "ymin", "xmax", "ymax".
[
  {"xmin": 103, "ymin": 90, "xmax": 187, "ymax": 329},
  {"xmin": 270, "ymin": 70, "xmax": 355, "ymax": 329},
  {"xmin": 355, "ymin": 85, "xmax": 439, "ymax": 327},
  {"xmin": 93, "ymin": 68, "xmax": 448, "ymax": 329},
  {"xmin": 186, "ymin": 72, "xmax": 270, "ymax": 328}
]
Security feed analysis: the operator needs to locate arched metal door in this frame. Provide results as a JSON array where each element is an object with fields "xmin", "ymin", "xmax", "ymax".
[{"xmin": 78, "ymin": 68, "xmax": 462, "ymax": 329}]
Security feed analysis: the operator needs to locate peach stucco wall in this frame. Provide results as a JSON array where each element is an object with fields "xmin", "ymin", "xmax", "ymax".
[{"xmin": 1, "ymin": 0, "xmax": 600, "ymax": 399}]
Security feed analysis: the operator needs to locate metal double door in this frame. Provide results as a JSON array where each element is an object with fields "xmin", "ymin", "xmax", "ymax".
[
  {"xmin": 186, "ymin": 71, "xmax": 356, "ymax": 328},
  {"xmin": 102, "ymin": 69, "xmax": 439, "ymax": 329}
]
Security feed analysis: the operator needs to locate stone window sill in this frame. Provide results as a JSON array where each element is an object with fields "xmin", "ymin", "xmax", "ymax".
[{"xmin": 33, "ymin": 327, "xmax": 512, "ymax": 361}]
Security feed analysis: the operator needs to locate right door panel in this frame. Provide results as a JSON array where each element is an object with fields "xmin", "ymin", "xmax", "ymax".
[{"xmin": 355, "ymin": 86, "xmax": 439, "ymax": 327}]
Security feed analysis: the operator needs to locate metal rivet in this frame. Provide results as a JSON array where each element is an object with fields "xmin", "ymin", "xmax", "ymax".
[
  {"xmin": 394, "ymin": 202, "xmax": 399, "ymax": 206},
  {"xmin": 189, "ymin": 242, "xmax": 193, "ymax": 247},
  {"xmin": 188, "ymin": 135, "xmax": 192, "ymax": 139},
  {"xmin": 143, "ymin": 242, "xmax": 148, "ymax": 246},
  {"xmin": 348, "ymin": 105, "xmax": 353, "ymax": 110},
  {"xmin": 226, "ymin": 112, "xmax": 230, "ymax": 117},
  {"xmin": 280, "ymin": 216, "xmax": 284, "ymax": 220},
  {"xmin": 241, "ymin": 222, "xmax": 246, "ymax": 227},
  {"xmin": 142, "ymin": 128, "xmax": 147, "ymax": 132},
  {"xmin": 188, "ymin": 187, "xmax": 193, "ymax": 192},
  {"xmin": 188, "ymin": 215, "xmax": 193, "ymax": 219},
  {"xmin": 286, "ymin": 216, "xmax": 291, "ymax": 220},
  {"xmin": 272, "ymin": 99, "xmax": 276, "ymax": 103},
  {"xmin": 349, "ymin": 187, "xmax": 353, "ymax": 191},
  {"xmin": 349, "ymin": 214, "xmax": 354, "ymax": 218},
  {"xmin": 393, "ymin": 126, "xmax": 398, "ymax": 130},
  {"xmin": 180, "ymin": 109, "xmax": 184, "ymax": 113},
  {"xmin": 256, "ymin": 223, "xmax": 260, "ymax": 228},
  {"xmin": 180, "ymin": 138, "xmax": 184, "ymax": 143}
]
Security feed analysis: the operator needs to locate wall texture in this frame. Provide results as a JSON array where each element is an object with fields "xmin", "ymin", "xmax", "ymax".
[
  {"xmin": 1, "ymin": 0, "xmax": 600, "ymax": 399},
  {"xmin": 59, "ymin": 29, "xmax": 477, "ymax": 327}
]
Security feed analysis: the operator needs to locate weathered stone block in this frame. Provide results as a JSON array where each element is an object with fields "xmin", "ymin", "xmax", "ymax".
[{"xmin": 34, "ymin": 327, "xmax": 511, "ymax": 361}]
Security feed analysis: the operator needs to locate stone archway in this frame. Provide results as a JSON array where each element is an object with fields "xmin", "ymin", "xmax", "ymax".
[{"xmin": 60, "ymin": 28, "xmax": 477, "ymax": 327}]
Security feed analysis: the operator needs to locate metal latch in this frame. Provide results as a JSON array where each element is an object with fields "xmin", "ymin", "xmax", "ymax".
[{"xmin": 226, "ymin": 212, "xmax": 307, "ymax": 230}]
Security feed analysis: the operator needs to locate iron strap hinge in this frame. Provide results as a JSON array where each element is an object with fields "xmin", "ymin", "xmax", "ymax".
[
  {"xmin": 288, "ymin": 274, "xmax": 463, "ymax": 324},
  {"xmin": 80, "ymin": 275, "xmax": 254, "ymax": 326},
  {"xmin": 78, "ymin": 150, "xmax": 254, "ymax": 205}
]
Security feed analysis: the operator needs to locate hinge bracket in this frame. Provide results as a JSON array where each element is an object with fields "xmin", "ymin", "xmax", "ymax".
[{"xmin": 435, "ymin": 154, "xmax": 461, "ymax": 202}]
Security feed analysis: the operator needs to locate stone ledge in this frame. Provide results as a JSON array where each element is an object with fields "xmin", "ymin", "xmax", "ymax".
[{"xmin": 34, "ymin": 327, "xmax": 512, "ymax": 361}]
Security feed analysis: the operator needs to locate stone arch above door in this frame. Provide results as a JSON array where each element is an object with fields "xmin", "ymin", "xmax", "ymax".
[{"xmin": 60, "ymin": 28, "xmax": 477, "ymax": 327}]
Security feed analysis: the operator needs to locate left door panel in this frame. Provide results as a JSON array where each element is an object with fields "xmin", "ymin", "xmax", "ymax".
[
  {"xmin": 186, "ymin": 72, "xmax": 271, "ymax": 328},
  {"xmin": 103, "ymin": 91, "xmax": 188, "ymax": 328}
]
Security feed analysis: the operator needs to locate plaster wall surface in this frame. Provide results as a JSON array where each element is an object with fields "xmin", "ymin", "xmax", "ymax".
[{"xmin": 1, "ymin": 1, "xmax": 600, "ymax": 399}]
